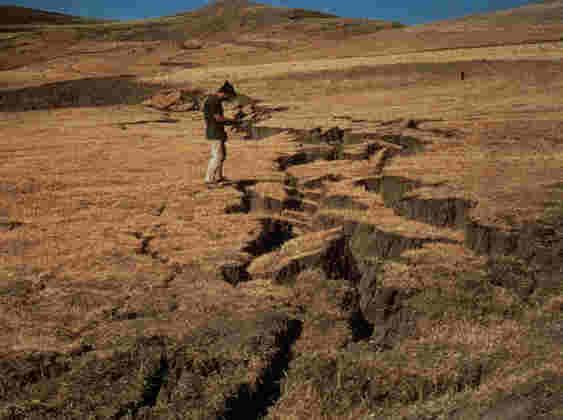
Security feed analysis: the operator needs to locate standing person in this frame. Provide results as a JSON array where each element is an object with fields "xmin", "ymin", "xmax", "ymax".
[{"xmin": 203, "ymin": 81, "xmax": 238, "ymax": 187}]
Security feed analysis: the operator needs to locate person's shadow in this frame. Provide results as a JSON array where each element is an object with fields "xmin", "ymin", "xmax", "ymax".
[{"xmin": 231, "ymin": 178, "xmax": 283, "ymax": 190}]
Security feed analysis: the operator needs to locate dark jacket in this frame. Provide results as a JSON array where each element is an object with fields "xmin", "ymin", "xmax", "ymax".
[{"xmin": 203, "ymin": 94, "xmax": 227, "ymax": 141}]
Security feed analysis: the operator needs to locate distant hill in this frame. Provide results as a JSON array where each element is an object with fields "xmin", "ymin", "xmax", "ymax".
[
  {"xmin": 448, "ymin": 0, "xmax": 563, "ymax": 24},
  {"xmin": 180, "ymin": 0, "xmax": 379, "ymax": 36},
  {"xmin": 188, "ymin": 0, "xmax": 338, "ymax": 21},
  {"xmin": 268, "ymin": 0, "xmax": 563, "ymax": 63},
  {"xmin": 486, "ymin": 0, "xmax": 563, "ymax": 22},
  {"xmin": 106, "ymin": 0, "xmax": 400, "ymax": 41},
  {"xmin": 0, "ymin": 5, "xmax": 98, "ymax": 25},
  {"xmin": 0, "ymin": 2, "xmax": 400, "ymax": 41}
]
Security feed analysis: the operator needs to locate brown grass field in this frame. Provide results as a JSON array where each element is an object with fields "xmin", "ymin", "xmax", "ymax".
[{"xmin": 0, "ymin": 1, "xmax": 561, "ymax": 419}]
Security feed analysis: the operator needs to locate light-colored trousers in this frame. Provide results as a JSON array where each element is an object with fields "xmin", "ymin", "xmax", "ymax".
[{"xmin": 205, "ymin": 140, "xmax": 226, "ymax": 183}]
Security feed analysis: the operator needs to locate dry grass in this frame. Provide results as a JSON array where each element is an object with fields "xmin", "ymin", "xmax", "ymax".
[
  {"xmin": 155, "ymin": 42, "xmax": 563, "ymax": 88},
  {"xmin": 381, "ymin": 242, "xmax": 487, "ymax": 291},
  {"xmin": 0, "ymin": 103, "xmax": 295, "ymax": 357},
  {"xmin": 412, "ymin": 318, "xmax": 525, "ymax": 357},
  {"xmin": 385, "ymin": 119, "xmax": 563, "ymax": 228},
  {"xmin": 247, "ymin": 228, "xmax": 343, "ymax": 279},
  {"xmin": 318, "ymin": 206, "xmax": 465, "ymax": 241}
]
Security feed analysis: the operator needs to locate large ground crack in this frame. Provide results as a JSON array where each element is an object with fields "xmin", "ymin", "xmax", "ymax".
[
  {"xmin": 115, "ymin": 354, "xmax": 169, "ymax": 419},
  {"xmin": 243, "ymin": 218, "xmax": 296, "ymax": 257},
  {"xmin": 355, "ymin": 175, "xmax": 476, "ymax": 228},
  {"xmin": 221, "ymin": 217, "xmax": 297, "ymax": 285},
  {"xmin": 222, "ymin": 319, "xmax": 303, "ymax": 420}
]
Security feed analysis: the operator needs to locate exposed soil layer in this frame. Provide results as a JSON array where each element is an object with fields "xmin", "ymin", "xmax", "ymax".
[
  {"xmin": 356, "ymin": 176, "xmax": 423, "ymax": 207},
  {"xmin": 466, "ymin": 219, "xmax": 562, "ymax": 299},
  {"xmin": 395, "ymin": 195, "xmax": 476, "ymax": 228},
  {"xmin": 324, "ymin": 219, "xmax": 459, "ymax": 262},
  {"xmin": 356, "ymin": 176, "xmax": 476, "ymax": 229},
  {"xmin": 356, "ymin": 175, "xmax": 477, "ymax": 228},
  {"xmin": 243, "ymin": 218, "xmax": 295, "ymax": 257},
  {"xmin": 354, "ymin": 173, "xmax": 561, "ymax": 301},
  {"xmin": 226, "ymin": 182, "xmax": 284, "ymax": 214},
  {"xmin": 218, "ymin": 216, "xmax": 298, "ymax": 285}
]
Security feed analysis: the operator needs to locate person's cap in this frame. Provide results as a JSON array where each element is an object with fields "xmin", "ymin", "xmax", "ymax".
[{"xmin": 218, "ymin": 80, "xmax": 236, "ymax": 97}]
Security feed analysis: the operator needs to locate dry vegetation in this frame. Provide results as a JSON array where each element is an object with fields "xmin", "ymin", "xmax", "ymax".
[{"xmin": 0, "ymin": 1, "xmax": 562, "ymax": 419}]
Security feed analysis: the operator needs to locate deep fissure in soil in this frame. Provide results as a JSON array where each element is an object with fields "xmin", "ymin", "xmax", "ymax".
[{"xmin": 221, "ymin": 319, "xmax": 303, "ymax": 420}]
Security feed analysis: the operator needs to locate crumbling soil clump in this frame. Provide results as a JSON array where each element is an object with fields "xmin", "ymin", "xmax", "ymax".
[
  {"xmin": 180, "ymin": 39, "xmax": 204, "ymax": 50},
  {"xmin": 142, "ymin": 87, "xmax": 204, "ymax": 111}
]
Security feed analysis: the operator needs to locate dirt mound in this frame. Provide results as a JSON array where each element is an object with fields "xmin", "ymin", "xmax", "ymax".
[{"xmin": 142, "ymin": 88, "xmax": 203, "ymax": 112}]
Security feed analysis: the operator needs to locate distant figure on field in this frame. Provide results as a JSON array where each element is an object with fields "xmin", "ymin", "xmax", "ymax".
[
  {"xmin": 203, "ymin": 81, "xmax": 238, "ymax": 187},
  {"xmin": 460, "ymin": 71, "xmax": 465, "ymax": 81}
]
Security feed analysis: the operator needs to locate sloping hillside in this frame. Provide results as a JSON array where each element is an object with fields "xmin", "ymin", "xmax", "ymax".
[
  {"xmin": 0, "ymin": 1, "xmax": 400, "ymax": 73},
  {"xmin": 0, "ymin": 5, "xmax": 100, "ymax": 26},
  {"xmin": 274, "ymin": 0, "xmax": 563, "ymax": 61},
  {"xmin": 470, "ymin": 0, "xmax": 563, "ymax": 24}
]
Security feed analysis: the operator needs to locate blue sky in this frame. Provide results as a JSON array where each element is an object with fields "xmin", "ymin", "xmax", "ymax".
[{"xmin": 1, "ymin": 0, "xmax": 537, "ymax": 24}]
